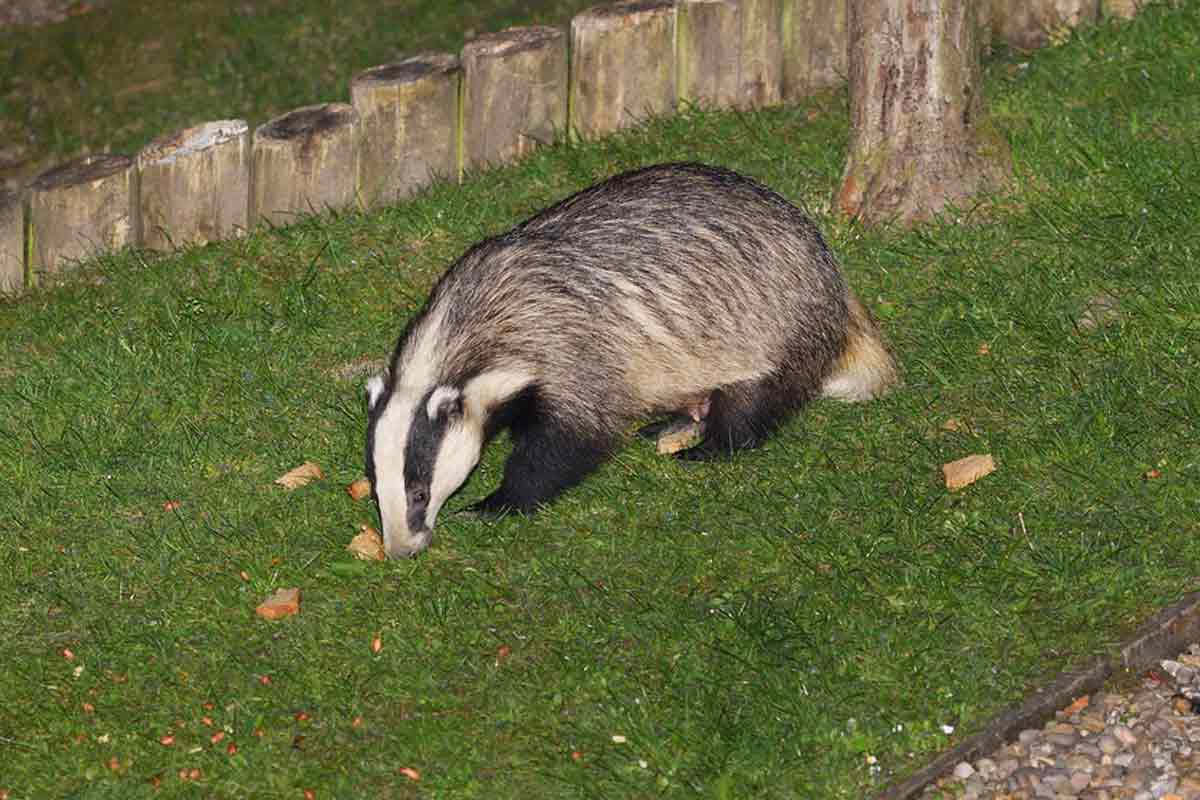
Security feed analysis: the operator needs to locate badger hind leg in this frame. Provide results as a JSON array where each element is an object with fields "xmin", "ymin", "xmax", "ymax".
[
  {"xmin": 636, "ymin": 415, "xmax": 700, "ymax": 440},
  {"xmin": 674, "ymin": 376, "xmax": 804, "ymax": 461},
  {"xmin": 471, "ymin": 413, "xmax": 616, "ymax": 516},
  {"xmin": 820, "ymin": 292, "xmax": 899, "ymax": 402}
]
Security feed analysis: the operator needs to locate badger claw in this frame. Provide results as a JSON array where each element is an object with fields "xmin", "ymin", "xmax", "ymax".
[{"xmin": 463, "ymin": 492, "xmax": 520, "ymax": 519}]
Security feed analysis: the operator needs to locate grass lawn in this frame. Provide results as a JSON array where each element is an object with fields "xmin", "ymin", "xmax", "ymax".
[{"xmin": 1, "ymin": 3, "xmax": 1198, "ymax": 798}]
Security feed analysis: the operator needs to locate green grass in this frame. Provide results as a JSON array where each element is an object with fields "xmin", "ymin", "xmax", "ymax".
[
  {"xmin": 0, "ymin": 0, "xmax": 596, "ymax": 187},
  {"xmin": 2, "ymin": 3, "xmax": 1199, "ymax": 797}
]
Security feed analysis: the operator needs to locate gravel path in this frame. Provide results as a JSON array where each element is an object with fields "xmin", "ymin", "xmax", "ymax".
[{"xmin": 924, "ymin": 646, "xmax": 1200, "ymax": 800}]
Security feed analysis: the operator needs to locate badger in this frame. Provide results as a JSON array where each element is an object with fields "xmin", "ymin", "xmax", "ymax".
[{"xmin": 365, "ymin": 163, "xmax": 897, "ymax": 558}]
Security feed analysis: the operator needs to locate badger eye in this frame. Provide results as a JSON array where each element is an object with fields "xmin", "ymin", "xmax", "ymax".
[{"xmin": 410, "ymin": 487, "xmax": 429, "ymax": 505}]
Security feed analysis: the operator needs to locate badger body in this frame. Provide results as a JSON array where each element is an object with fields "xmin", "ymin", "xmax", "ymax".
[{"xmin": 366, "ymin": 163, "xmax": 897, "ymax": 558}]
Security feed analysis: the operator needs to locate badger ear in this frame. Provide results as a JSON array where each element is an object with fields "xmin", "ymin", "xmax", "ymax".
[
  {"xmin": 366, "ymin": 374, "xmax": 387, "ymax": 411},
  {"xmin": 426, "ymin": 385, "xmax": 463, "ymax": 422}
]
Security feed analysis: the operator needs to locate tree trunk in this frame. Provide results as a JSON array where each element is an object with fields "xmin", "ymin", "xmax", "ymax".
[{"xmin": 837, "ymin": 0, "xmax": 1007, "ymax": 226}]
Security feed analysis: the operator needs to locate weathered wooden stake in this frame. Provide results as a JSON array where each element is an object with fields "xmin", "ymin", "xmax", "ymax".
[
  {"xmin": 838, "ymin": 0, "xmax": 1008, "ymax": 225},
  {"xmin": 990, "ymin": 0, "xmax": 1098, "ymax": 50},
  {"xmin": 1100, "ymin": 0, "xmax": 1142, "ymax": 19},
  {"xmin": 0, "ymin": 190, "xmax": 23, "ymax": 293},
  {"xmin": 678, "ymin": 0, "xmax": 784, "ymax": 110},
  {"xmin": 461, "ymin": 27, "xmax": 568, "ymax": 171},
  {"xmin": 351, "ymin": 54, "xmax": 461, "ymax": 208},
  {"xmin": 571, "ymin": 1, "xmax": 678, "ymax": 140},
  {"xmin": 781, "ymin": 0, "xmax": 848, "ymax": 100},
  {"xmin": 28, "ymin": 155, "xmax": 137, "ymax": 279},
  {"xmin": 252, "ymin": 103, "xmax": 360, "ymax": 227},
  {"xmin": 137, "ymin": 120, "xmax": 251, "ymax": 249}
]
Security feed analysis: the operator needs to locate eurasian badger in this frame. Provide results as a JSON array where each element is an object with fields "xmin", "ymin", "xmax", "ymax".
[{"xmin": 365, "ymin": 163, "xmax": 897, "ymax": 558}]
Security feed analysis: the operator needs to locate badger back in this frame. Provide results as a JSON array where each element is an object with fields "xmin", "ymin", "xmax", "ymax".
[{"xmin": 433, "ymin": 163, "xmax": 853, "ymax": 420}]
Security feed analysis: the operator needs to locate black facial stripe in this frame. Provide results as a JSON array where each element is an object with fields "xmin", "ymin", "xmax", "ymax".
[
  {"xmin": 364, "ymin": 382, "xmax": 389, "ymax": 518},
  {"xmin": 404, "ymin": 388, "xmax": 451, "ymax": 488}
]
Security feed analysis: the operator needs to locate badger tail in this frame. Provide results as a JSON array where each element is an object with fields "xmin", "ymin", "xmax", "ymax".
[{"xmin": 820, "ymin": 291, "xmax": 899, "ymax": 403}]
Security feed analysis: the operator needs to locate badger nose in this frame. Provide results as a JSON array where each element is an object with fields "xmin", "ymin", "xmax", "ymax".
[{"xmin": 386, "ymin": 531, "xmax": 431, "ymax": 559}]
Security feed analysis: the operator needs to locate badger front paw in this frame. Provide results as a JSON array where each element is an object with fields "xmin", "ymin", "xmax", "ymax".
[{"xmin": 463, "ymin": 491, "xmax": 522, "ymax": 519}]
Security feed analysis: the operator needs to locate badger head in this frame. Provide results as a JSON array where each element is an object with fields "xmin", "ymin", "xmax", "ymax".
[{"xmin": 364, "ymin": 369, "xmax": 532, "ymax": 558}]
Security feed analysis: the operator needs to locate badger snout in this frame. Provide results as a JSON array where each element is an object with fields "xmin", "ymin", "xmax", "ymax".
[{"xmin": 384, "ymin": 527, "xmax": 432, "ymax": 559}]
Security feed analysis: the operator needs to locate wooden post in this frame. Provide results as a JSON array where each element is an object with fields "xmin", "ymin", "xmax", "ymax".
[
  {"xmin": 137, "ymin": 119, "xmax": 251, "ymax": 250},
  {"xmin": 28, "ymin": 154, "xmax": 137, "ymax": 279},
  {"xmin": 0, "ymin": 189, "xmax": 24, "ymax": 293},
  {"xmin": 351, "ymin": 54, "xmax": 461, "ymax": 208},
  {"xmin": 990, "ymin": 0, "xmax": 1097, "ymax": 50},
  {"xmin": 838, "ymin": 0, "xmax": 1007, "ymax": 225},
  {"xmin": 252, "ymin": 103, "xmax": 360, "ymax": 227},
  {"xmin": 461, "ymin": 27, "xmax": 568, "ymax": 171},
  {"xmin": 1100, "ymin": 0, "xmax": 1141, "ymax": 19},
  {"xmin": 570, "ymin": 1, "xmax": 677, "ymax": 140},
  {"xmin": 781, "ymin": 0, "xmax": 848, "ymax": 100},
  {"xmin": 678, "ymin": 0, "xmax": 783, "ymax": 110}
]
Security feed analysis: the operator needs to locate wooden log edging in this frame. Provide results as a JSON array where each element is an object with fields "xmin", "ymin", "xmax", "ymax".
[
  {"xmin": 252, "ymin": 103, "xmax": 360, "ymax": 227},
  {"xmin": 877, "ymin": 590, "xmax": 1200, "ymax": 800},
  {"xmin": 678, "ymin": 0, "xmax": 784, "ymax": 110},
  {"xmin": 351, "ymin": 54, "xmax": 461, "ymax": 209},
  {"xmin": 138, "ymin": 119, "xmax": 251, "ymax": 249},
  {"xmin": 2, "ymin": 0, "xmax": 1168, "ymax": 295},
  {"xmin": 461, "ymin": 27, "xmax": 568, "ymax": 171},
  {"xmin": 781, "ymin": 0, "xmax": 848, "ymax": 100},
  {"xmin": 28, "ymin": 154, "xmax": 137, "ymax": 281},
  {"xmin": 570, "ymin": 0, "xmax": 678, "ymax": 140},
  {"xmin": 991, "ymin": 0, "xmax": 1099, "ymax": 50},
  {"xmin": 0, "ymin": 190, "xmax": 23, "ymax": 294}
]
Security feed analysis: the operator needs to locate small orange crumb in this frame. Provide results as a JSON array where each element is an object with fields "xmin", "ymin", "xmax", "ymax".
[
  {"xmin": 942, "ymin": 454, "xmax": 996, "ymax": 491},
  {"xmin": 399, "ymin": 767, "xmax": 421, "ymax": 781},
  {"xmin": 346, "ymin": 478, "xmax": 372, "ymax": 501},
  {"xmin": 1063, "ymin": 695, "xmax": 1090, "ymax": 715},
  {"xmin": 348, "ymin": 526, "xmax": 386, "ymax": 561},
  {"xmin": 274, "ymin": 462, "xmax": 324, "ymax": 490},
  {"xmin": 255, "ymin": 588, "xmax": 301, "ymax": 620}
]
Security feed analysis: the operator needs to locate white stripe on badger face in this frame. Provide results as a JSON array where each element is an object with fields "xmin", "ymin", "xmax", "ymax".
[
  {"xmin": 425, "ymin": 420, "xmax": 483, "ymax": 530},
  {"xmin": 423, "ymin": 369, "xmax": 534, "ymax": 531},
  {"xmin": 372, "ymin": 389, "xmax": 427, "ymax": 558},
  {"xmin": 426, "ymin": 385, "xmax": 461, "ymax": 421}
]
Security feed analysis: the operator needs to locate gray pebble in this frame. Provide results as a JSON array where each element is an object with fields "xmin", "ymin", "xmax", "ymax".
[{"xmin": 1071, "ymin": 770, "xmax": 1093, "ymax": 792}]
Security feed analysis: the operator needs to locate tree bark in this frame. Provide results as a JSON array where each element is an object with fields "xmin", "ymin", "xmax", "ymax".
[{"xmin": 838, "ymin": 0, "xmax": 1007, "ymax": 226}]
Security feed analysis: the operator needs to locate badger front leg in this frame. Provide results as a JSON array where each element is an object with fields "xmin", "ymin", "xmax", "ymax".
[{"xmin": 472, "ymin": 415, "xmax": 614, "ymax": 516}]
